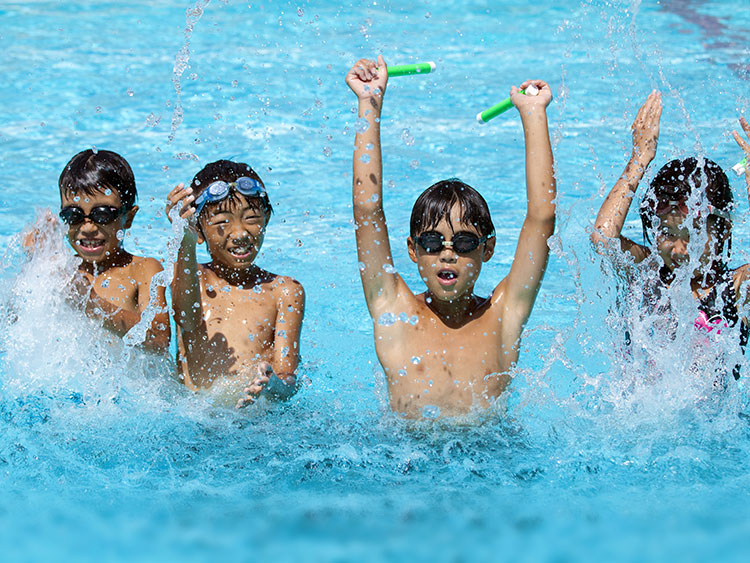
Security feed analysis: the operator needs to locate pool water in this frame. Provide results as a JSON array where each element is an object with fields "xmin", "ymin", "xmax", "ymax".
[{"xmin": 2, "ymin": 0, "xmax": 750, "ymax": 560}]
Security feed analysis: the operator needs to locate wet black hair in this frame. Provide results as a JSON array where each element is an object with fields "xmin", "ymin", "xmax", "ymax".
[
  {"xmin": 639, "ymin": 157, "xmax": 732, "ymax": 245},
  {"xmin": 410, "ymin": 178, "xmax": 494, "ymax": 239},
  {"xmin": 58, "ymin": 149, "xmax": 137, "ymax": 211},
  {"xmin": 190, "ymin": 159, "xmax": 272, "ymax": 217}
]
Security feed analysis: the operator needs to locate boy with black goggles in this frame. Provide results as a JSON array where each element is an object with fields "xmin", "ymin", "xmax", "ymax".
[
  {"xmin": 347, "ymin": 55, "xmax": 556, "ymax": 419},
  {"xmin": 22, "ymin": 148, "xmax": 170, "ymax": 354},
  {"xmin": 166, "ymin": 159, "xmax": 303, "ymax": 409}
]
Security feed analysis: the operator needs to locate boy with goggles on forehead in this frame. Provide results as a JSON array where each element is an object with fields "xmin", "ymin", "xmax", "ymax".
[
  {"xmin": 166, "ymin": 160, "xmax": 304, "ymax": 408},
  {"xmin": 346, "ymin": 56, "xmax": 556, "ymax": 419},
  {"xmin": 24, "ymin": 149, "xmax": 170, "ymax": 352}
]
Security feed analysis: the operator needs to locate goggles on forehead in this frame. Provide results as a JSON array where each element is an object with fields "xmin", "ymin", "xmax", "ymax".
[
  {"xmin": 193, "ymin": 177, "xmax": 267, "ymax": 217},
  {"xmin": 59, "ymin": 205, "xmax": 124, "ymax": 226},
  {"xmin": 415, "ymin": 231, "xmax": 494, "ymax": 254},
  {"xmin": 654, "ymin": 200, "xmax": 733, "ymax": 221}
]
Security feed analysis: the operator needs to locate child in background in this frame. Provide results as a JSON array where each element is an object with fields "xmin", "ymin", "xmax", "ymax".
[
  {"xmin": 592, "ymin": 91, "xmax": 750, "ymax": 381},
  {"xmin": 24, "ymin": 149, "xmax": 170, "ymax": 353},
  {"xmin": 166, "ymin": 160, "xmax": 304, "ymax": 408},
  {"xmin": 346, "ymin": 56, "xmax": 556, "ymax": 418}
]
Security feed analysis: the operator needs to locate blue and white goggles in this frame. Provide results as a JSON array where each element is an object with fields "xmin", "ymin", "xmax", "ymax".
[{"xmin": 193, "ymin": 177, "xmax": 266, "ymax": 217}]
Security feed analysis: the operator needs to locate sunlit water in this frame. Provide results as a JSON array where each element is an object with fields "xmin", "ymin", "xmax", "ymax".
[{"xmin": 2, "ymin": 1, "xmax": 750, "ymax": 560}]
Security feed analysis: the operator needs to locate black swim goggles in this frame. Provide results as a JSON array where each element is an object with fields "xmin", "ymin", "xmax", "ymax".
[
  {"xmin": 59, "ymin": 205, "xmax": 124, "ymax": 226},
  {"xmin": 193, "ymin": 177, "xmax": 266, "ymax": 217},
  {"xmin": 415, "ymin": 231, "xmax": 495, "ymax": 254}
]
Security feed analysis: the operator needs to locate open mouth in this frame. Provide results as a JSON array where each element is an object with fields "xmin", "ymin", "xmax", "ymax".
[
  {"xmin": 228, "ymin": 245, "xmax": 253, "ymax": 259},
  {"xmin": 436, "ymin": 269, "xmax": 458, "ymax": 286},
  {"xmin": 76, "ymin": 239, "xmax": 105, "ymax": 253}
]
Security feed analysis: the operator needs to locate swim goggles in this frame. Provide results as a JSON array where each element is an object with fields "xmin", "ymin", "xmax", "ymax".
[
  {"xmin": 654, "ymin": 200, "xmax": 733, "ymax": 221},
  {"xmin": 193, "ymin": 177, "xmax": 267, "ymax": 217},
  {"xmin": 59, "ymin": 205, "xmax": 124, "ymax": 226},
  {"xmin": 415, "ymin": 231, "xmax": 495, "ymax": 254}
]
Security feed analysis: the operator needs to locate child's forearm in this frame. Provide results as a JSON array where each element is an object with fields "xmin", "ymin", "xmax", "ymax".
[
  {"xmin": 593, "ymin": 153, "xmax": 650, "ymax": 242},
  {"xmin": 352, "ymin": 98, "xmax": 384, "ymax": 216},
  {"xmin": 520, "ymin": 109, "xmax": 556, "ymax": 223},
  {"xmin": 171, "ymin": 236, "xmax": 202, "ymax": 332}
]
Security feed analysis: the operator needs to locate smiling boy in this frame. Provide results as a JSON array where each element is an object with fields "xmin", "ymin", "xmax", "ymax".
[
  {"xmin": 50, "ymin": 149, "xmax": 170, "ymax": 352},
  {"xmin": 346, "ymin": 56, "xmax": 556, "ymax": 418},
  {"xmin": 166, "ymin": 160, "xmax": 304, "ymax": 407}
]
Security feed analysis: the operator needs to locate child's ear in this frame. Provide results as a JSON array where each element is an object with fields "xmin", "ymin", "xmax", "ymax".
[
  {"xmin": 482, "ymin": 236, "xmax": 495, "ymax": 262},
  {"xmin": 407, "ymin": 237, "xmax": 418, "ymax": 263},
  {"xmin": 123, "ymin": 205, "xmax": 138, "ymax": 229}
]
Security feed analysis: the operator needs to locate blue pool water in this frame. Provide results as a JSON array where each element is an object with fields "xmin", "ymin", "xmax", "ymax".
[{"xmin": 2, "ymin": 0, "xmax": 750, "ymax": 560}]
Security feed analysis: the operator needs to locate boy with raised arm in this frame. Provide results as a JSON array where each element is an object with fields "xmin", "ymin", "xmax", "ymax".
[
  {"xmin": 24, "ymin": 149, "xmax": 170, "ymax": 353},
  {"xmin": 345, "ymin": 56, "xmax": 556, "ymax": 418},
  {"xmin": 166, "ymin": 160, "xmax": 305, "ymax": 408}
]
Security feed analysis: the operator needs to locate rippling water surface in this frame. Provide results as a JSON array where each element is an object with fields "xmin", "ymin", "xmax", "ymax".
[{"xmin": 2, "ymin": 1, "xmax": 750, "ymax": 560}]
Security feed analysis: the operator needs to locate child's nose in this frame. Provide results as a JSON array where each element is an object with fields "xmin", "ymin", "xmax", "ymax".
[{"xmin": 439, "ymin": 245, "xmax": 458, "ymax": 261}]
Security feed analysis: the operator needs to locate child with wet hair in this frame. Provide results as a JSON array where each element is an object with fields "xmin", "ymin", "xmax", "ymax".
[
  {"xmin": 24, "ymin": 149, "xmax": 170, "ymax": 353},
  {"xmin": 346, "ymin": 55, "xmax": 556, "ymax": 419},
  {"xmin": 166, "ymin": 160, "xmax": 304, "ymax": 407},
  {"xmin": 592, "ymin": 91, "xmax": 750, "ymax": 380}
]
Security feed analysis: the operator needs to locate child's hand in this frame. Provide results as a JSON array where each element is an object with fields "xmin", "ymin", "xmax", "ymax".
[
  {"xmin": 732, "ymin": 116, "xmax": 750, "ymax": 188},
  {"xmin": 631, "ymin": 90, "xmax": 662, "ymax": 166},
  {"xmin": 22, "ymin": 210, "xmax": 59, "ymax": 253},
  {"xmin": 511, "ymin": 79, "xmax": 552, "ymax": 112},
  {"xmin": 235, "ymin": 362, "xmax": 274, "ymax": 409},
  {"xmin": 165, "ymin": 183, "xmax": 198, "ymax": 228},
  {"xmin": 345, "ymin": 55, "xmax": 388, "ymax": 102}
]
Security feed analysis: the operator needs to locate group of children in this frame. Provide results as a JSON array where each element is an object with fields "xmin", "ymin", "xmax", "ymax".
[{"xmin": 27, "ymin": 56, "xmax": 750, "ymax": 418}]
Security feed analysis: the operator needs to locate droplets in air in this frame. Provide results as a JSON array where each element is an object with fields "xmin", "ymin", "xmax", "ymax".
[
  {"xmin": 358, "ymin": 261, "xmax": 366, "ymax": 272},
  {"xmin": 382, "ymin": 263, "xmax": 396, "ymax": 274},
  {"xmin": 355, "ymin": 117, "xmax": 370, "ymax": 134},
  {"xmin": 116, "ymin": 230, "xmax": 125, "ymax": 241},
  {"xmin": 411, "ymin": 356, "xmax": 421, "ymax": 365},
  {"xmin": 397, "ymin": 368, "xmax": 407, "ymax": 377},
  {"xmin": 401, "ymin": 129, "xmax": 415, "ymax": 146},
  {"xmin": 377, "ymin": 312, "xmax": 397, "ymax": 326},
  {"xmin": 360, "ymin": 154, "xmax": 371, "ymax": 164},
  {"xmin": 296, "ymin": 7, "xmax": 304, "ymax": 16},
  {"xmin": 322, "ymin": 147, "xmax": 332, "ymax": 157},
  {"xmin": 422, "ymin": 405, "xmax": 441, "ymax": 419},
  {"xmin": 409, "ymin": 160, "xmax": 420, "ymax": 170},
  {"xmin": 252, "ymin": 285, "xmax": 262, "ymax": 294}
]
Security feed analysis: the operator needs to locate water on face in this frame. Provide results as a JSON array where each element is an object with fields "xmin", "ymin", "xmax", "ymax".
[{"xmin": 2, "ymin": 0, "xmax": 750, "ymax": 560}]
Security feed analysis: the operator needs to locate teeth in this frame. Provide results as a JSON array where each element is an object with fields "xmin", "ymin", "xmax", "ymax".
[
  {"xmin": 78, "ymin": 240, "xmax": 103, "ymax": 248},
  {"xmin": 438, "ymin": 271, "xmax": 456, "ymax": 280}
]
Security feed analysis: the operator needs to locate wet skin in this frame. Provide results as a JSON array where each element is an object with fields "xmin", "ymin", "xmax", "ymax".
[
  {"xmin": 59, "ymin": 189, "xmax": 169, "ymax": 352},
  {"xmin": 170, "ymin": 192, "xmax": 305, "ymax": 398}
]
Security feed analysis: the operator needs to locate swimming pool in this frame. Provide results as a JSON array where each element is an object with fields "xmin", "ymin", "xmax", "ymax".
[{"xmin": 2, "ymin": 0, "xmax": 750, "ymax": 560}]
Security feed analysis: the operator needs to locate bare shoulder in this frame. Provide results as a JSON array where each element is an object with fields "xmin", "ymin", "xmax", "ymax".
[
  {"xmin": 271, "ymin": 275, "xmax": 306, "ymax": 300},
  {"xmin": 130, "ymin": 255, "xmax": 164, "ymax": 280}
]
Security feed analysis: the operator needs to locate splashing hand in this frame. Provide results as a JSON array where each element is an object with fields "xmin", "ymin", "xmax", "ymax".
[
  {"xmin": 235, "ymin": 362, "xmax": 275, "ymax": 409},
  {"xmin": 732, "ymin": 116, "xmax": 750, "ymax": 191},
  {"xmin": 21, "ymin": 210, "xmax": 59, "ymax": 254},
  {"xmin": 631, "ymin": 90, "xmax": 662, "ymax": 167},
  {"xmin": 345, "ymin": 55, "xmax": 388, "ymax": 103},
  {"xmin": 165, "ymin": 183, "xmax": 199, "ymax": 237}
]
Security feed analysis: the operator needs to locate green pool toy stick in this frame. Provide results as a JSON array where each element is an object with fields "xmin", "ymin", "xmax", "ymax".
[
  {"xmin": 732, "ymin": 156, "xmax": 748, "ymax": 176},
  {"xmin": 476, "ymin": 84, "xmax": 539, "ymax": 124},
  {"xmin": 381, "ymin": 62, "xmax": 436, "ymax": 77}
]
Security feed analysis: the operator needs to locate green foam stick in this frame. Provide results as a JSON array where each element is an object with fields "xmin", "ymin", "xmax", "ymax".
[
  {"xmin": 382, "ymin": 62, "xmax": 436, "ymax": 77},
  {"xmin": 732, "ymin": 156, "xmax": 748, "ymax": 176},
  {"xmin": 476, "ymin": 84, "xmax": 539, "ymax": 124}
]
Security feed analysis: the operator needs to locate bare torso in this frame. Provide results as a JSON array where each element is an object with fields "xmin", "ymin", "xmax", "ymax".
[{"xmin": 374, "ymin": 290, "xmax": 518, "ymax": 418}]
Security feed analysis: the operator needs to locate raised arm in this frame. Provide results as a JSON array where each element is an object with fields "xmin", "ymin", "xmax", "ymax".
[
  {"xmin": 592, "ymin": 90, "xmax": 662, "ymax": 262},
  {"xmin": 731, "ymin": 116, "xmax": 750, "ymax": 310},
  {"xmin": 345, "ymin": 56, "xmax": 409, "ymax": 317},
  {"xmin": 166, "ymin": 183, "xmax": 203, "ymax": 333},
  {"xmin": 496, "ymin": 80, "xmax": 556, "ymax": 324}
]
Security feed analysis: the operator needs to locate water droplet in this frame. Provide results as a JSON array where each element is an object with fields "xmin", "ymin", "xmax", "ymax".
[
  {"xmin": 295, "ymin": 239, "xmax": 303, "ymax": 247},
  {"xmin": 422, "ymin": 405, "xmax": 441, "ymax": 419},
  {"xmin": 116, "ymin": 230, "xmax": 124, "ymax": 241},
  {"xmin": 281, "ymin": 346, "xmax": 290, "ymax": 357},
  {"xmin": 359, "ymin": 154, "xmax": 371, "ymax": 164},
  {"xmin": 398, "ymin": 312, "xmax": 409, "ymax": 323},
  {"xmin": 411, "ymin": 356, "xmax": 421, "ymax": 364},
  {"xmin": 425, "ymin": 12, "xmax": 432, "ymax": 18},
  {"xmin": 296, "ymin": 7, "xmax": 304, "ymax": 16},
  {"xmin": 377, "ymin": 312, "xmax": 397, "ymax": 326},
  {"xmin": 409, "ymin": 159, "xmax": 420, "ymax": 169},
  {"xmin": 323, "ymin": 147, "xmax": 332, "ymax": 157},
  {"xmin": 222, "ymin": 286, "xmax": 231, "ymax": 293},
  {"xmin": 365, "ymin": 143, "xmax": 374, "ymax": 150},
  {"xmin": 358, "ymin": 262, "xmax": 366, "ymax": 271},
  {"xmin": 397, "ymin": 369, "xmax": 407, "ymax": 377},
  {"xmin": 382, "ymin": 263, "xmax": 396, "ymax": 274},
  {"xmin": 248, "ymin": 334, "xmax": 255, "ymax": 341},
  {"xmin": 126, "ymin": 88, "xmax": 134, "ymax": 97},
  {"xmin": 252, "ymin": 285, "xmax": 262, "ymax": 294},
  {"xmin": 409, "ymin": 315, "xmax": 419, "ymax": 325},
  {"xmin": 401, "ymin": 128, "xmax": 415, "ymax": 146},
  {"xmin": 101, "ymin": 279, "xmax": 110, "ymax": 288},
  {"xmin": 355, "ymin": 117, "xmax": 370, "ymax": 133}
]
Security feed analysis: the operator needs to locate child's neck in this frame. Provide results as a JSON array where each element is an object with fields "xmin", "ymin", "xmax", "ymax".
[
  {"xmin": 80, "ymin": 247, "xmax": 132, "ymax": 276},
  {"xmin": 424, "ymin": 291, "xmax": 483, "ymax": 328},
  {"xmin": 207, "ymin": 260, "xmax": 266, "ymax": 287}
]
